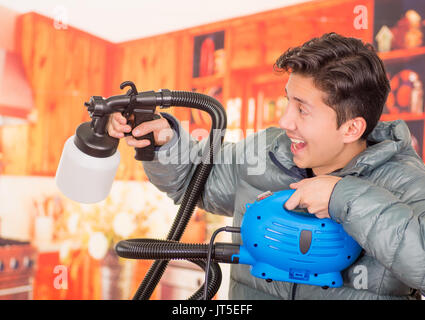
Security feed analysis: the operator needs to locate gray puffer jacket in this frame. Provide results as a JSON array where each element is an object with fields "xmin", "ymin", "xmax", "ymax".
[{"xmin": 142, "ymin": 113, "xmax": 425, "ymax": 300}]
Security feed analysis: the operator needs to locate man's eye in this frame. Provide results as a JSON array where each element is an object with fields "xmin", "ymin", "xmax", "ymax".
[{"xmin": 298, "ymin": 106, "xmax": 307, "ymax": 114}]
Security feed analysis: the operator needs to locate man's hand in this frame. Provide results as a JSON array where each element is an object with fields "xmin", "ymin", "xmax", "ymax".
[
  {"xmin": 284, "ymin": 175, "xmax": 342, "ymax": 219},
  {"xmin": 107, "ymin": 112, "xmax": 174, "ymax": 148}
]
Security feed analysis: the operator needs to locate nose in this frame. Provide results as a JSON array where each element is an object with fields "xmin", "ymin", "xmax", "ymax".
[{"xmin": 279, "ymin": 104, "xmax": 297, "ymax": 131}]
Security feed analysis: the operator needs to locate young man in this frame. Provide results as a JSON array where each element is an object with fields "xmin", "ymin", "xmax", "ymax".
[{"xmin": 108, "ymin": 33, "xmax": 425, "ymax": 299}]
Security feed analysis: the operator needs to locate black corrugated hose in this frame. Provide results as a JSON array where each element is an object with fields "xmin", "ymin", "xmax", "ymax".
[
  {"xmin": 115, "ymin": 239, "xmax": 222, "ymax": 300},
  {"xmin": 115, "ymin": 91, "xmax": 227, "ymax": 300}
]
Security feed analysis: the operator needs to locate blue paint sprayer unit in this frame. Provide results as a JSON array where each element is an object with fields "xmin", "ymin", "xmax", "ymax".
[
  {"xmin": 116, "ymin": 187, "xmax": 362, "ymax": 298},
  {"xmin": 234, "ymin": 189, "xmax": 362, "ymax": 288},
  {"xmin": 56, "ymin": 80, "xmax": 362, "ymax": 299}
]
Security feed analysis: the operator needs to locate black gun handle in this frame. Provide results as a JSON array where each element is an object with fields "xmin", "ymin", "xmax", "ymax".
[{"xmin": 132, "ymin": 112, "xmax": 160, "ymax": 161}]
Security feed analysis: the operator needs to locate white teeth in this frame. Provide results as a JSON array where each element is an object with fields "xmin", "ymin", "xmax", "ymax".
[{"xmin": 290, "ymin": 138, "xmax": 305, "ymax": 144}]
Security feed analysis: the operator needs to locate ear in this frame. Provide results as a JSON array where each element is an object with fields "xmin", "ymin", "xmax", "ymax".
[{"xmin": 341, "ymin": 117, "xmax": 367, "ymax": 143}]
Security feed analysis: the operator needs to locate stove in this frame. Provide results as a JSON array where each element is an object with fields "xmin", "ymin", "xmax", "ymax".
[{"xmin": 0, "ymin": 238, "xmax": 37, "ymax": 299}]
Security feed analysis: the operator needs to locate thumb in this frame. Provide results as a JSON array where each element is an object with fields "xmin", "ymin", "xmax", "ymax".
[{"xmin": 284, "ymin": 191, "xmax": 300, "ymax": 211}]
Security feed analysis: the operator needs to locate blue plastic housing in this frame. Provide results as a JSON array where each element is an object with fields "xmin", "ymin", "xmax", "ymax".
[{"xmin": 234, "ymin": 189, "xmax": 362, "ymax": 288}]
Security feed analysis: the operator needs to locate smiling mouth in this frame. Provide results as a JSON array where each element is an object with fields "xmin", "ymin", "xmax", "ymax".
[{"xmin": 290, "ymin": 138, "xmax": 307, "ymax": 153}]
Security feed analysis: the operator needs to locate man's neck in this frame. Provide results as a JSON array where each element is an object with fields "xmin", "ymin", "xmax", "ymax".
[{"xmin": 312, "ymin": 139, "xmax": 368, "ymax": 176}]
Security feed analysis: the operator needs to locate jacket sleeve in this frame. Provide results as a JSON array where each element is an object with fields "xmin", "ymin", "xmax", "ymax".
[
  {"xmin": 141, "ymin": 113, "xmax": 239, "ymax": 217},
  {"xmin": 329, "ymin": 174, "xmax": 425, "ymax": 291}
]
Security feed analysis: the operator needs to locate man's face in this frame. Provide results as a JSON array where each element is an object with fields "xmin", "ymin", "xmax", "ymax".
[{"xmin": 279, "ymin": 73, "xmax": 346, "ymax": 175}]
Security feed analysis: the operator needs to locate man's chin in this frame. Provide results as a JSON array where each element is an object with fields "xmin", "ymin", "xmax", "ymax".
[{"xmin": 293, "ymin": 158, "xmax": 309, "ymax": 169}]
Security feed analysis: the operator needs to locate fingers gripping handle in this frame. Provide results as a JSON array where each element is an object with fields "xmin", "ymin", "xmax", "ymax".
[
  {"xmin": 131, "ymin": 111, "xmax": 160, "ymax": 161},
  {"xmin": 119, "ymin": 81, "xmax": 160, "ymax": 161}
]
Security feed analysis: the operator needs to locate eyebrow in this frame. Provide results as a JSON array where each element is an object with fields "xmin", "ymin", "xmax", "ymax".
[{"xmin": 284, "ymin": 87, "xmax": 313, "ymax": 108}]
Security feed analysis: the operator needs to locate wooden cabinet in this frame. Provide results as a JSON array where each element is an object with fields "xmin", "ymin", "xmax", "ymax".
[
  {"xmin": 262, "ymin": 0, "xmax": 374, "ymax": 66},
  {"xmin": 15, "ymin": 13, "xmax": 112, "ymax": 176},
  {"xmin": 229, "ymin": 22, "xmax": 263, "ymax": 70}
]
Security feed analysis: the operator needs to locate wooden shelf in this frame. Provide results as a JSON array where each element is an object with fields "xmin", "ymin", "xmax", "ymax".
[{"xmin": 378, "ymin": 46, "xmax": 425, "ymax": 63}]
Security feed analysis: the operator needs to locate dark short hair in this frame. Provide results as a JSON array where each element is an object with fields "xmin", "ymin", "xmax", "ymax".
[{"xmin": 274, "ymin": 33, "xmax": 390, "ymax": 140}]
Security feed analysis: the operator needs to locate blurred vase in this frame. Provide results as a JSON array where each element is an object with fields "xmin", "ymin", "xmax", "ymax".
[{"xmin": 100, "ymin": 249, "xmax": 134, "ymax": 300}]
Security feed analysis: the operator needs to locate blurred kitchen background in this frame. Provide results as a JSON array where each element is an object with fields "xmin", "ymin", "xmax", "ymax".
[{"xmin": 0, "ymin": 0, "xmax": 424, "ymax": 300}]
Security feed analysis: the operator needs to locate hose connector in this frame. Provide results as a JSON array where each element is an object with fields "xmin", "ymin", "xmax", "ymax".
[
  {"xmin": 158, "ymin": 89, "xmax": 172, "ymax": 109},
  {"xmin": 214, "ymin": 243, "xmax": 241, "ymax": 264}
]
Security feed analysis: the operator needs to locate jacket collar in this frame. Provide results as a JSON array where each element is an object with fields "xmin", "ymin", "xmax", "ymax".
[{"xmin": 269, "ymin": 120, "xmax": 414, "ymax": 178}]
